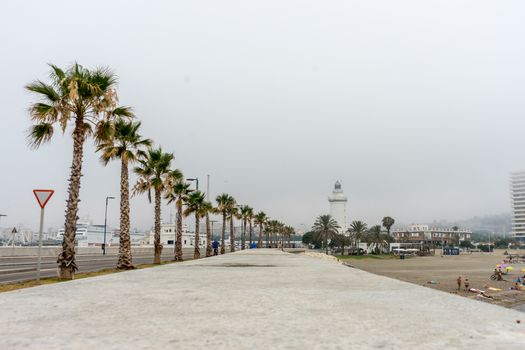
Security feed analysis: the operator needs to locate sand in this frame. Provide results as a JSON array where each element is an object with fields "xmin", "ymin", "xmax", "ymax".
[{"xmin": 345, "ymin": 249, "xmax": 525, "ymax": 308}]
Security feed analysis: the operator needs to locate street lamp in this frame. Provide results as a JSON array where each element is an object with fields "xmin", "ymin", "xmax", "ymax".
[
  {"xmin": 0, "ymin": 214, "xmax": 6, "ymax": 226},
  {"xmin": 186, "ymin": 178, "xmax": 199, "ymax": 191},
  {"xmin": 103, "ymin": 196, "xmax": 115, "ymax": 255}
]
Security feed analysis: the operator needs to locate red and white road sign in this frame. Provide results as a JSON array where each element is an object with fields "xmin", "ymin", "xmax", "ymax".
[{"xmin": 33, "ymin": 189, "xmax": 54, "ymax": 209}]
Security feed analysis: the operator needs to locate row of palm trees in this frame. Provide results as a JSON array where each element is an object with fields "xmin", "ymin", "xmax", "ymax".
[
  {"xmin": 310, "ymin": 215, "xmax": 396, "ymax": 254},
  {"xmin": 26, "ymin": 63, "xmax": 292, "ymax": 279}
]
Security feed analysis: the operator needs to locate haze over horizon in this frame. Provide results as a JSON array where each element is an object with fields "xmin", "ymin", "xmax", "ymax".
[{"xmin": 1, "ymin": 1, "xmax": 524, "ymax": 232}]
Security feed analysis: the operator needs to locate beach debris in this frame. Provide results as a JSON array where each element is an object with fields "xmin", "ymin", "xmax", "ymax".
[{"xmin": 427, "ymin": 280, "xmax": 439, "ymax": 284}]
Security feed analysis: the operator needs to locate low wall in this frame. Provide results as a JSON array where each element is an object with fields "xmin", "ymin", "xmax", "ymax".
[{"xmin": 303, "ymin": 251, "xmax": 343, "ymax": 264}]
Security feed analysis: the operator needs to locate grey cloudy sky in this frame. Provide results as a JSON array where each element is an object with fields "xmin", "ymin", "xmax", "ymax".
[{"xmin": 1, "ymin": 0, "xmax": 525, "ymax": 232}]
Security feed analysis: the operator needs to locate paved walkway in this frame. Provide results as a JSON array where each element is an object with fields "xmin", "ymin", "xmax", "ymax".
[{"xmin": 0, "ymin": 250, "xmax": 523, "ymax": 349}]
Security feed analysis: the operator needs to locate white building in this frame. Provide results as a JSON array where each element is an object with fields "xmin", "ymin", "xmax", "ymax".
[
  {"xmin": 510, "ymin": 171, "xmax": 525, "ymax": 244},
  {"xmin": 147, "ymin": 223, "xmax": 208, "ymax": 248},
  {"xmin": 392, "ymin": 224, "xmax": 472, "ymax": 245},
  {"xmin": 328, "ymin": 181, "xmax": 348, "ymax": 233}
]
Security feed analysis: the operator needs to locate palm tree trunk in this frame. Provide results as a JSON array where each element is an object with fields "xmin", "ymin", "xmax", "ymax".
[
  {"xmin": 258, "ymin": 224, "xmax": 263, "ymax": 248},
  {"xmin": 194, "ymin": 213, "xmax": 200, "ymax": 259},
  {"xmin": 249, "ymin": 220, "xmax": 253, "ymax": 247},
  {"xmin": 230, "ymin": 217, "xmax": 235, "ymax": 252},
  {"xmin": 153, "ymin": 188, "xmax": 162, "ymax": 264},
  {"xmin": 57, "ymin": 118, "xmax": 85, "ymax": 279},
  {"xmin": 205, "ymin": 213, "xmax": 212, "ymax": 257},
  {"xmin": 175, "ymin": 199, "xmax": 183, "ymax": 261},
  {"xmin": 117, "ymin": 157, "xmax": 133, "ymax": 269},
  {"xmin": 221, "ymin": 212, "xmax": 226, "ymax": 254},
  {"xmin": 241, "ymin": 219, "xmax": 247, "ymax": 250},
  {"xmin": 266, "ymin": 230, "xmax": 270, "ymax": 248}
]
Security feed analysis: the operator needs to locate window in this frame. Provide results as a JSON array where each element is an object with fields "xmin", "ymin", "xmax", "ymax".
[{"xmin": 167, "ymin": 240, "xmax": 174, "ymax": 244}]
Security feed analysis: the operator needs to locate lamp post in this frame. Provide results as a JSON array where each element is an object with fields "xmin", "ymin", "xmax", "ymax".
[
  {"xmin": 187, "ymin": 178, "xmax": 199, "ymax": 191},
  {"xmin": 103, "ymin": 196, "xmax": 115, "ymax": 255},
  {"xmin": 0, "ymin": 214, "xmax": 6, "ymax": 227}
]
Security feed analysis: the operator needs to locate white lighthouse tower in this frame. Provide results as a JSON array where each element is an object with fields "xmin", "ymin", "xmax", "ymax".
[{"xmin": 328, "ymin": 181, "xmax": 348, "ymax": 233}]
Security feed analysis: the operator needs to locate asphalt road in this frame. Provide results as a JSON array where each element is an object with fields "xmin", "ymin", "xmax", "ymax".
[{"xmin": 0, "ymin": 248, "xmax": 199, "ymax": 284}]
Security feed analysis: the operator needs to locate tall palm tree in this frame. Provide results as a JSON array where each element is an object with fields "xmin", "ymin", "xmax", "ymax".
[
  {"xmin": 312, "ymin": 215, "xmax": 340, "ymax": 254},
  {"xmin": 239, "ymin": 205, "xmax": 252, "ymax": 250},
  {"xmin": 165, "ymin": 176, "xmax": 189, "ymax": 261},
  {"xmin": 96, "ymin": 119, "xmax": 151, "ymax": 269},
  {"xmin": 265, "ymin": 219, "xmax": 276, "ymax": 248},
  {"xmin": 368, "ymin": 225, "xmax": 385, "ymax": 254},
  {"xmin": 184, "ymin": 190, "xmax": 206, "ymax": 259},
  {"xmin": 246, "ymin": 207, "xmax": 254, "ymax": 247},
  {"xmin": 284, "ymin": 226, "xmax": 295, "ymax": 248},
  {"xmin": 133, "ymin": 147, "xmax": 174, "ymax": 264},
  {"xmin": 452, "ymin": 225, "xmax": 460, "ymax": 247},
  {"xmin": 382, "ymin": 216, "xmax": 395, "ymax": 236},
  {"xmin": 216, "ymin": 193, "xmax": 235, "ymax": 254},
  {"xmin": 348, "ymin": 220, "xmax": 368, "ymax": 255},
  {"xmin": 26, "ymin": 63, "xmax": 133, "ymax": 279},
  {"xmin": 227, "ymin": 202, "xmax": 238, "ymax": 252},
  {"xmin": 201, "ymin": 201, "xmax": 214, "ymax": 257},
  {"xmin": 254, "ymin": 211, "xmax": 267, "ymax": 248}
]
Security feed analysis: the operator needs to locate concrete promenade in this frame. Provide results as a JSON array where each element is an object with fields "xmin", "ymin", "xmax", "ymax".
[{"xmin": 0, "ymin": 250, "xmax": 523, "ymax": 349}]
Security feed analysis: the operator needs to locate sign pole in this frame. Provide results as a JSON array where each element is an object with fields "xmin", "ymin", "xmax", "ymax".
[
  {"xmin": 37, "ymin": 207, "xmax": 45, "ymax": 283},
  {"xmin": 33, "ymin": 189, "xmax": 54, "ymax": 284}
]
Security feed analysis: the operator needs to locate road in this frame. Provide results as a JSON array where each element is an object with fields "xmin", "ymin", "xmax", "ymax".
[{"xmin": 0, "ymin": 248, "xmax": 198, "ymax": 284}]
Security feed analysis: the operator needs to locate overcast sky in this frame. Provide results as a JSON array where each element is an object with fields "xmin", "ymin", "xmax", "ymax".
[{"xmin": 1, "ymin": 0, "xmax": 525, "ymax": 232}]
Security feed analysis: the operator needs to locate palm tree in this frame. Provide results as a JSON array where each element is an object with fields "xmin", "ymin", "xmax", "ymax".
[
  {"xmin": 239, "ymin": 205, "xmax": 252, "ymax": 250},
  {"xmin": 246, "ymin": 207, "xmax": 254, "ymax": 247},
  {"xmin": 265, "ymin": 219, "xmax": 277, "ymax": 248},
  {"xmin": 216, "ymin": 194, "xmax": 235, "ymax": 254},
  {"xmin": 165, "ymin": 176, "xmax": 189, "ymax": 261},
  {"xmin": 348, "ymin": 220, "xmax": 368, "ymax": 255},
  {"xmin": 283, "ymin": 226, "xmax": 295, "ymax": 248},
  {"xmin": 382, "ymin": 216, "xmax": 395, "ymax": 236},
  {"xmin": 368, "ymin": 225, "xmax": 386, "ymax": 254},
  {"xmin": 452, "ymin": 225, "xmax": 460, "ymax": 247},
  {"xmin": 26, "ymin": 63, "xmax": 133, "ymax": 279},
  {"xmin": 227, "ymin": 203, "xmax": 238, "ymax": 252},
  {"xmin": 184, "ymin": 191, "xmax": 206, "ymax": 259},
  {"xmin": 254, "ymin": 211, "xmax": 267, "ymax": 248},
  {"xmin": 311, "ymin": 215, "xmax": 340, "ymax": 254},
  {"xmin": 201, "ymin": 201, "xmax": 214, "ymax": 257},
  {"xmin": 133, "ymin": 147, "xmax": 174, "ymax": 264},
  {"xmin": 96, "ymin": 119, "xmax": 151, "ymax": 269}
]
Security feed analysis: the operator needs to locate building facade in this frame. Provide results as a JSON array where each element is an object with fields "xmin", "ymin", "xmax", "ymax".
[
  {"xmin": 510, "ymin": 171, "xmax": 525, "ymax": 244},
  {"xmin": 392, "ymin": 224, "xmax": 472, "ymax": 245},
  {"xmin": 328, "ymin": 181, "xmax": 347, "ymax": 233}
]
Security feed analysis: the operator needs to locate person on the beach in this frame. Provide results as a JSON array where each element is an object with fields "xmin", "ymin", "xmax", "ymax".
[
  {"xmin": 464, "ymin": 278, "xmax": 470, "ymax": 291},
  {"xmin": 456, "ymin": 276, "xmax": 462, "ymax": 291}
]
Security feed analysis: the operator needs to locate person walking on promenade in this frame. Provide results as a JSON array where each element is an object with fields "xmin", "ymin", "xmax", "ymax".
[
  {"xmin": 212, "ymin": 240, "xmax": 219, "ymax": 256},
  {"xmin": 464, "ymin": 278, "xmax": 470, "ymax": 292},
  {"xmin": 456, "ymin": 276, "xmax": 462, "ymax": 291}
]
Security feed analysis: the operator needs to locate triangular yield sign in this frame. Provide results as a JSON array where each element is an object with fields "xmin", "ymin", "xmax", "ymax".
[{"xmin": 33, "ymin": 189, "xmax": 55, "ymax": 209}]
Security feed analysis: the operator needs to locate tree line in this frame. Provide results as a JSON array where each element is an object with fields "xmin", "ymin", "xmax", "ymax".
[
  {"xmin": 305, "ymin": 215, "xmax": 395, "ymax": 254},
  {"xmin": 26, "ymin": 63, "xmax": 292, "ymax": 279}
]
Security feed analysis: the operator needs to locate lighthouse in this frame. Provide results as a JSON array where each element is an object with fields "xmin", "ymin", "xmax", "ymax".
[{"xmin": 328, "ymin": 181, "xmax": 348, "ymax": 234}]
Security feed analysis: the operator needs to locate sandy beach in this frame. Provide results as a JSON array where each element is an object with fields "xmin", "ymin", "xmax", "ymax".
[{"xmin": 343, "ymin": 249, "xmax": 525, "ymax": 309}]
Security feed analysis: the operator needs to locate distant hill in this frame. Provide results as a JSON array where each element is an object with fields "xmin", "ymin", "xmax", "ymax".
[{"xmin": 430, "ymin": 213, "xmax": 511, "ymax": 237}]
